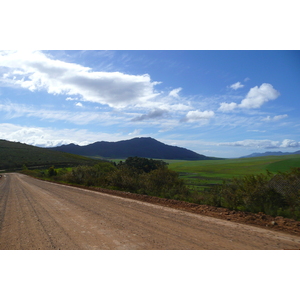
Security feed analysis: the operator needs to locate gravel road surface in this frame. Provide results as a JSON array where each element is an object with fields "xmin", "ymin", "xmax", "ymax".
[{"xmin": 1, "ymin": 173, "xmax": 300, "ymax": 250}]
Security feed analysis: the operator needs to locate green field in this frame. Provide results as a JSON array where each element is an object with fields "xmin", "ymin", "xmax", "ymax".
[{"xmin": 167, "ymin": 154, "xmax": 300, "ymax": 190}]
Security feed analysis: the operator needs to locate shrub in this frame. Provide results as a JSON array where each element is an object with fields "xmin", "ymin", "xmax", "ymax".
[
  {"xmin": 143, "ymin": 168, "xmax": 191, "ymax": 200},
  {"xmin": 205, "ymin": 168, "xmax": 300, "ymax": 219},
  {"xmin": 106, "ymin": 165, "xmax": 141, "ymax": 192},
  {"xmin": 48, "ymin": 166, "xmax": 57, "ymax": 177}
]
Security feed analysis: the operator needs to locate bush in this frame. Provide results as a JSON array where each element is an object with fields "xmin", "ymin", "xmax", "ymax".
[
  {"xmin": 106, "ymin": 165, "xmax": 141, "ymax": 192},
  {"xmin": 205, "ymin": 168, "xmax": 300, "ymax": 219},
  {"xmin": 48, "ymin": 166, "xmax": 57, "ymax": 177},
  {"xmin": 143, "ymin": 168, "xmax": 191, "ymax": 199},
  {"xmin": 47, "ymin": 158, "xmax": 190, "ymax": 201},
  {"xmin": 60, "ymin": 162, "xmax": 117, "ymax": 186}
]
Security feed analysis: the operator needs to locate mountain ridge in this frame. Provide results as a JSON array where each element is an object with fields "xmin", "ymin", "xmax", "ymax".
[
  {"xmin": 240, "ymin": 150, "xmax": 300, "ymax": 158},
  {"xmin": 48, "ymin": 137, "xmax": 215, "ymax": 160},
  {"xmin": 0, "ymin": 139, "xmax": 98, "ymax": 170}
]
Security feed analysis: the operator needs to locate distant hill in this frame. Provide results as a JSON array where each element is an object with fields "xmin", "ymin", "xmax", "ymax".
[
  {"xmin": 241, "ymin": 150, "xmax": 300, "ymax": 158},
  {"xmin": 49, "ymin": 137, "xmax": 215, "ymax": 160},
  {"xmin": 0, "ymin": 139, "xmax": 98, "ymax": 171}
]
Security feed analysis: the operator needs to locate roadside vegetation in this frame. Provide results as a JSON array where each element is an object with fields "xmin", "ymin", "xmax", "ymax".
[
  {"xmin": 201, "ymin": 168, "xmax": 300, "ymax": 220},
  {"xmin": 21, "ymin": 155, "xmax": 300, "ymax": 221},
  {"xmin": 22, "ymin": 157, "xmax": 192, "ymax": 201}
]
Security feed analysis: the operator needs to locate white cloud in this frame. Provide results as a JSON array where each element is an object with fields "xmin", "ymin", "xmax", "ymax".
[
  {"xmin": 218, "ymin": 102, "xmax": 237, "ymax": 112},
  {"xmin": 0, "ymin": 123, "xmax": 126, "ymax": 147},
  {"xmin": 131, "ymin": 108, "xmax": 167, "ymax": 121},
  {"xmin": 263, "ymin": 116, "xmax": 271, "ymax": 122},
  {"xmin": 66, "ymin": 97, "xmax": 78, "ymax": 101},
  {"xmin": 218, "ymin": 139, "xmax": 300, "ymax": 149},
  {"xmin": 183, "ymin": 110, "xmax": 215, "ymax": 123},
  {"xmin": 239, "ymin": 83, "xmax": 280, "ymax": 109},
  {"xmin": 219, "ymin": 83, "xmax": 280, "ymax": 111},
  {"xmin": 230, "ymin": 82, "xmax": 244, "ymax": 90},
  {"xmin": 280, "ymin": 139, "xmax": 300, "ymax": 148},
  {"xmin": 0, "ymin": 50, "xmax": 160, "ymax": 109},
  {"xmin": 0, "ymin": 101, "xmax": 124, "ymax": 125},
  {"xmin": 75, "ymin": 102, "xmax": 83, "ymax": 107},
  {"xmin": 128, "ymin": 129, "xmax": 142, "ymax": 136},
  {"xmin": 263, "ymin": 114, "xmax": 288, "ymax": 122},
  {"xmin": 274, "ymin": 114, "xmax": 288, "ymax": 121},
  {"xmin": 219, "ymin": 139, "xmax": 281, "ymax": 148},
  {"xmin": 168, "ymin": 87, "xmax": 182, "ymax": 99}
]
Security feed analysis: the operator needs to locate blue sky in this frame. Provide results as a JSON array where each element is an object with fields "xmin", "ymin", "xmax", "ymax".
[{"xmin": 0, "ymin": 50, "xmax": 299, "ymax": 158}]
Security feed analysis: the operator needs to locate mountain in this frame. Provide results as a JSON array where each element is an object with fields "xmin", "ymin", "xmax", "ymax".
[
  {"xmin": 49, "ymin": 137, "xmax": 214, "ymax": 160},
  {"xmin": 0, "ymin": 139, "xmax": 98, "ymax": 170},
  {"xmin": 240, "ymin": 150, "xmax": 300, "ymax": 158}
]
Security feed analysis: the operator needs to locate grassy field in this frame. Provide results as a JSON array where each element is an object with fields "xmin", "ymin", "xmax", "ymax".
[{"xmin": 167, "ymin": 154, "xmax": 300, "ymax": 191}]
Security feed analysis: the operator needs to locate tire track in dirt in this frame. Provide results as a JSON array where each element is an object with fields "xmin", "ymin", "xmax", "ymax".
[
  {"xmin": 0, "ymin": 176, "xmax": 9, "ymax": 232},
  {"xmin": 29, "ymin": 179, "xmax": 214, "ymax": 249},
  {"xmin": 13, "ymin": 175, "xmax": 80, "ymax": 249}
]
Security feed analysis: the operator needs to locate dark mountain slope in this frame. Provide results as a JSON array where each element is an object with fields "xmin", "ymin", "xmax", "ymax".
[
  {"xmin": 49, "ymin": 137, "xmax": 214, "ymax": 160},
  {"xmin": 0, "ymin": 139, "xmax": 98, "ymax": 170}
]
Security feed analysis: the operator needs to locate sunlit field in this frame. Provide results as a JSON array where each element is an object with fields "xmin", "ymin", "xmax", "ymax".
[{"xmin": 167, "ymin": 155, "xmax": 300, "ymax": 190}]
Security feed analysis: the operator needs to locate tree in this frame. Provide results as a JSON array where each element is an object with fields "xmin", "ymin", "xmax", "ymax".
[
  {"xmin": 120, "ymin": 157, "xmax": 168, "ymax": 173},
  {"xmin": 48, "ymin": 166, "xmax": 57, "ymax": 177}
]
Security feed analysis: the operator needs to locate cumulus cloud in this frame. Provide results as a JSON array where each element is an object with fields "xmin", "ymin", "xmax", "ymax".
[
  {"xmin": 182, "ymin": 110, "xmax": 215, "ymax": 123},
  {"xmin": 0, "ymin": 50, "xmax": 160, "ymax": 109},
  {"xmin": 131, "ymin": 108, "xmax": 167, "ymax": 122},
  {"xmin": 239, "ymin": 83, "xmax": 280, "ymax": 109},
  {"xmin": 280, "ymin": 139, "xmax": 300, "ymax": 148},
  {"xmin": 230, "ymin": 82, "xmax": 244, "ymax": 90},
  {"xmin": 219, "ymin": 83, "xmax": 280, "ymax": 112},
  {"xmin": 262, "ymin": 114, "xmax": 288, "ymax": 122}
]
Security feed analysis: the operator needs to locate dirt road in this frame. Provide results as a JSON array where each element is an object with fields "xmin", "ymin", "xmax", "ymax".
[{"xmin": 1, "ymin": 173, "xmax": 300, "ymax": 250}]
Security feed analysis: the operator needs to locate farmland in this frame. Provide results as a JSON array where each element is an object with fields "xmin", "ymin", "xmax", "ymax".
[{"xmin": 167, "ymin": 154, "xmax": 300, "ymax": 190}]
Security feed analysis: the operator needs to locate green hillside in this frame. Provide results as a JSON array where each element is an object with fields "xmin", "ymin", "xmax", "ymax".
[
  {"xmin": 0, "ymin": 140, "xmax": 99, "ymax": 171},
  {"xmin": 168, "ymin": 154, "xmax": 300, "ymax": 190}
]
